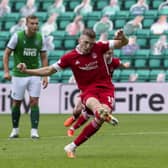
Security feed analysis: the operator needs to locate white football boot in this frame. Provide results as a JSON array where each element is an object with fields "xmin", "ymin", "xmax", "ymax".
[{"xmin": 9, "ymin": 128, "xmax": 19, "ymax": 138}]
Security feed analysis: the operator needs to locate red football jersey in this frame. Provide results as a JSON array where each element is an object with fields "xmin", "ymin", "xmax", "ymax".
[
  {"xmin": 57, "ymin": 42, "xmax": 114, "ymax": 92},
  {"xmin": 108, "ymin": 57, "xmax": 121, "ymax": 77}
]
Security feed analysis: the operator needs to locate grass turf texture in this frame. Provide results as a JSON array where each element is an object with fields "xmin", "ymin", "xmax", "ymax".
[{"xmin": 0, "ymin": 114, "xmax": 167, "ymax": 168}]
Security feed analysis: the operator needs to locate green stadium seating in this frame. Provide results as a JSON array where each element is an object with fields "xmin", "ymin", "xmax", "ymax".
[
  {"xmin": 134, "ymin": 49, "xmax": 149, "ymax": 59},
  {"xmin": 41, "ymin": 1, "xmax": 52, "ymax": 11},
  {"xmin": 134, "ymin": 59, "xmax": 147, "ymax": 69},
  {"xmin": 123, "ymin": 0, "xmax": 136, "ymax": 10},
  {"xmin": 136, "ymin": 69, "xmax": 150, "ymax": 82},
  {"xmin": 163, "ymin": 59, "xmax": 168, "ymax": 68},
  {"xmin": 137, "ymin": 38, "xmax": 148, "ymax": 48},
  {"xmin": 49, "ymin": 50, "xmax": 65, "ymax": 60},
  {"xmin": 4, "ymin": 21, "xmax": 16, "ymax": 31},
  {"xmin": 96, "ymin": 1, "xmax": 108, "ymax": 11},
  {"xmin": 64, "ymin": 39, "xmax": 77, "ymax": 49},
  {"xmin": 87, "ymin": 12, "xmax": 102, "ymax": 20},
  {"xmin": 149, "ymin": 69, "xmax": 164, "ymax": 82},
  {"xmin": 119, "ymin": 69, "xmax": 136, "ymax": 82},
  {"xmin": 166, "ymin": 70, "xmax": 168, "ymax": 81},
  {"xmin": 149, "ymin": 58, "xmax": 162, "ymax": 69},
  {"xmin": 87, "ymin": 20, "xmax": 97, "ymax": 28},
  {"xmin": 143, "ymin": 18, "xmax": 155, "ymax": 29},
  {"xmin": 69, "ymin": 1, "xmax": 80, "ymax": 11},
  {"xmin": 59, "ymin": 20, "xmax": 70, "ymax": 30},
  {"xmin": 60, "ymin": 69, "xmax": 73, "ymax": 83},
  {"xmin": 144, "ymin": 10, "xmax": 158, "ymax": 18},
  {"xmin": 112, "ymin": 69, "xmax": 121, "ymax": 82},
  {"xmin": 15, "ymin": 2, "xmax": 25, "ymax": 11},
  {"xmin": 35, "ymin": 12, "xmax": 48, "ymax": 22},
  {"xmin": 152, "ymin": 0, "xmax": 165, "ymax": 9},
  {"xmin": 50, "ymin": 73, "xmax": 62, "ymax": 83},
  {"xmin": 136, "ymin": 29, "xmax": 150, "ymax": 37},
  {"xmin": 115, "ymin": 19, "xmax": 126, "ymax": 29}
]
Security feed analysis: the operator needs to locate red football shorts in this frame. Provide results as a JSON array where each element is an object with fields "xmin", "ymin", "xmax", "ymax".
[{"xmin": 81, "ymin": 87, "xmax": 115, "ymax": 110}]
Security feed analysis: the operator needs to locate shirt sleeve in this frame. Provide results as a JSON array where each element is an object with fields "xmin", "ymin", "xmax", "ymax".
[
  {"xmin": 41, "ymin": 35, "xmax": 48, "ymax": 52},
  {"xmin": 7, "ymin": 33, "xmax": 18, "ymax": 50}
]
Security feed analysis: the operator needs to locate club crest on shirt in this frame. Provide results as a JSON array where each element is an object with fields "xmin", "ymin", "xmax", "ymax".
[
  {"xmin": 75, "ymin": 60, "xmax": 80, "ymax": 65},
  {"xmin": 92, "ymin": 52, "xmax": 97, "ymax": 59}
]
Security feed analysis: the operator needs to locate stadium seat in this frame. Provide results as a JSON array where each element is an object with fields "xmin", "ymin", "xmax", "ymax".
[
  {"xmin": 69, "ymin": 1, "xmax": 80, "ymax": 11},
  {"xmin": 163, "ymin": 59, "xmax": 168, "ymax": 69},
  {"xmin": 60, "ymin": 69, "xmax": 73, "ymax": 83},
  {"xmin": 143, "ymin": 18, "xmax": 155, "ymax": 29},
  {"xmin": 123, "ymin": 0, "xmax": 136, "ymax": 10},
  {"xmin": 59, "ymin": 12, "xmax": 75, "ymax": 21},
  {"xmin": 113, "ymin": 50, "xmax": 120, "ymax": 57},
  {"xmin": 50, "ymin": 72, "xmax": 62, "ymax": 83},
  {"xmin": 114, "ymin": 19, "xmax": 126, "ymax": 29},
  {"xmin": 136, "ymin": 69, "xmax": 150, "ymax": 82},
  {"xmin": 134, "ymin": 59, "xmax": 147, "ymax": 69},
  {"xmin": 4, "ymin": 21, "xmax": 16, "ymax": 31},
  {"xmin": 64, "ymin": 39, "xmax": 77, "ymax": 49},
  {"xmin": 49, "ymin": 50, "xmax": 65, "ymax": 60},
  {"xmin": 149, "ymin": 69, "xmax": 164, "ymax": 82},
  {"xmin": 35, "ymin": 12, "xmax": 47, "ymax": 22},
  {"xmin": 153, "ymin": 0, "xmax": 166, "ymax": 9},
  {"xmin": 148, "ymin": 58, "xmax": 162, "ymax": 69},
  {"xmin": 87, "ymin": 12, "xmax": 102, "ymax": 20},
  {"xmin": 137, "ymin": 38, "xmax": 148, "ymax": 48},
  {"xmin": 0, "ymin": 41, "xmax": 7, "ymax": 50},
  {"xmin": 54, "ymin": 40, "xmax": 63, "ymax": 49},
  {"xmin": 120, "ymin": 69, "xmax": 136, "ymax": 82},
  {"xmin": 52, "ymin": 30, "xmax": 65, "ymax": 39},
  {"xmin": 165, "ymin": 70, "xmax": 168, "ymax": 81},
  {"xmin": 87, "ymin": 20, "xmax": 97, "ymax": 28},
  {"xmin": 144, "ymin": 10, "xmax": 158, "ymax": 18},
  {"xmin": 59, "ymin": 20, "xmax": 70, "ymax": 30},
  {"xmin": 136, "ymin": 29, "xmax": 150, "ymax": 38},
  {"xmin": 95, "ymin": 1, "xmax": 108, "ymax": 11},
  {"xmin": 14, "ymin": 2, "xmax": 25, "ymax": 11},
  {"xmin": 134, "ymin": 49, "xmax": 149, "ymax": 59},
  {"xmin": 112, "ymin": 69, "xmax": 121, "ymax": 82},
  {"xmin": 41, "ymin": 1, "xmax": 53, "ymax": 11}
]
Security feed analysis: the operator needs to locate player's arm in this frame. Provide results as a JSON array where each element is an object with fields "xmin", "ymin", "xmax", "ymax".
[
  {"xmin": 3, "ymin": 48, "xmax": 13, "ymax": 80},
  {"xmin": 120, "ymin": 61, "xmax": 130, "ymax": 68},
  {"xmin": 40, "ymin": 51, "xmax": 49, "ymax": 88},
  {"xmin": 17, "ymin": 63, "xmax": 57, "ymax": 76},
  {"xmin": 109, "ymin": 29, "xmax": 129, "ymax": 49}
]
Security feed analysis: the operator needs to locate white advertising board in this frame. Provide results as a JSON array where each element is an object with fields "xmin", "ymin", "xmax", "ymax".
[
  {"xmin": 0, "ymin": 84, "xmax": 60, "ymax": 114},
  {"xmin": 59, "ymin": 83, "xmax": 168, "ymax": 114},
  {"xmin": 0, "ymin": 83, "xmax": 168, "ymax": 114}
]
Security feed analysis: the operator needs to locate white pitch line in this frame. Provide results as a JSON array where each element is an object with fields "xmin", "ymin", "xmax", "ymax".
[
  {"xmin": 111, "ymin": 131, "xmax": 168, "ymax": 136},
  {"xmin": 0, "ymin": 131, "xmax": 167, "ymax": 141}
]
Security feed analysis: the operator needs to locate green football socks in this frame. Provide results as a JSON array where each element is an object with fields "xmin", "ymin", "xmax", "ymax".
[
  {"xmin": 30, "ymin": 106, "xmax": 39, "ymax": 129},
  {"xmin": 11, "ymin": 105, "xmax": 21, "ymax": 128}
]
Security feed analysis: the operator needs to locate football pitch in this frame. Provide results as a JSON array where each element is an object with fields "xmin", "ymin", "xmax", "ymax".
[{"xmin": 0, "ymin": 114, "xmax": 167, "ymax": 168}]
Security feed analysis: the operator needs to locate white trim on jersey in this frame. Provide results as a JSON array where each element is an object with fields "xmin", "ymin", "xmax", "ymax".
[
  {"xmin": 109, "ymin": 40, "xmax": 115, "ymax": 49},
  {"xmin": 7, "ymin": 33, "xmax": 18, "ymax": 50},
  {"xmin": 52, "ymin": 61, "xmax": 63, "ymax": 71}
]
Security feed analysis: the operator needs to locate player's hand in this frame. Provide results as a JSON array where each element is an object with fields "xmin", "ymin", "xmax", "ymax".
[
  {"xmin": 124, "ymin": 62, "xmax": 130, "ymax": 68},
  {"xmin": 17, "ymin": 63, "xmax": 27, "ymax": 72},
  {"xmin": 114, "ymin": 29, "xmax": 124, "ymax": 40},
  {"xmin": 42, "ymin": 76, "xmax": 49, "ymax": 89},
  {"xmin": 4, "ymin": 72, "xmax": 11, "ymax": 80}
]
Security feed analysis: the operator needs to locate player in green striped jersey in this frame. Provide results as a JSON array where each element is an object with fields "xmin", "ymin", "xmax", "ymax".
[{"xmin": 3, "ymin": 15, "xmax": 48, "ymax": 139}]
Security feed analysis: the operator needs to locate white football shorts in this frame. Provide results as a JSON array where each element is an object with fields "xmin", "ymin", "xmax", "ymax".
[{"xmin": 11, "ymin": 76, "xmax": 41, "ymax": 100}]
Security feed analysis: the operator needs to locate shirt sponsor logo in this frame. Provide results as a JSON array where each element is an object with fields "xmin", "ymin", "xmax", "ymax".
[
  {"xmin": 23, "ymin": 48, "xmax": 37, "ymax": 57},
  {"xmin": 79, "ymin": 61, "xmax": 98, "ymax": 71}
]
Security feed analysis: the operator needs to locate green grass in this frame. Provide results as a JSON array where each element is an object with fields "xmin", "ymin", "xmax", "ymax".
[{"xmin": 0, "ymin": 114, "xmax": 168, "ymax": 168}]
